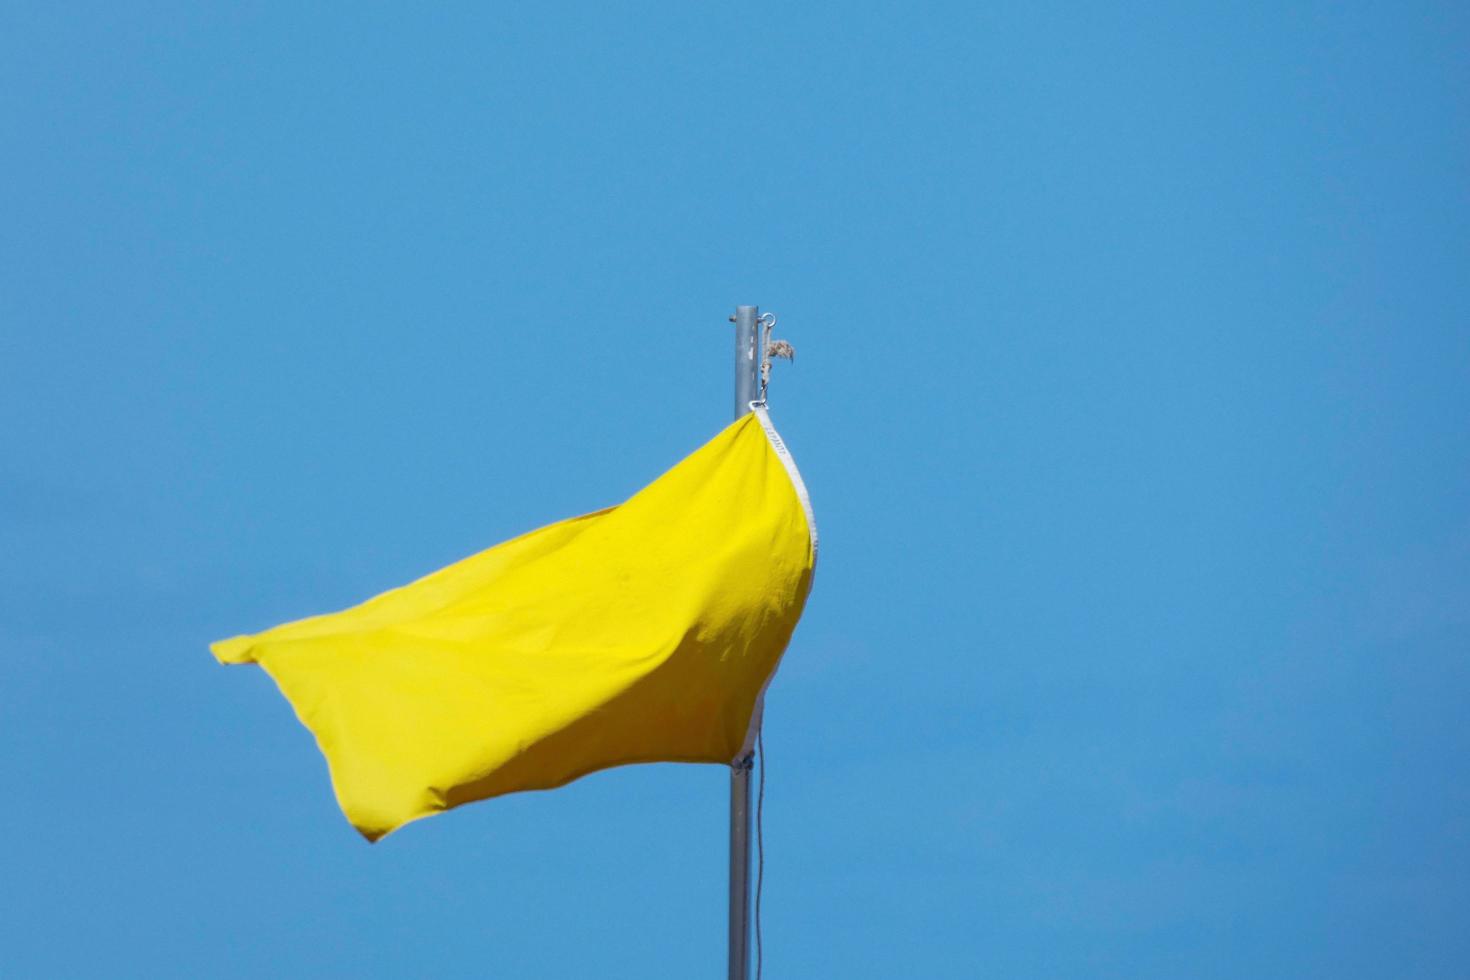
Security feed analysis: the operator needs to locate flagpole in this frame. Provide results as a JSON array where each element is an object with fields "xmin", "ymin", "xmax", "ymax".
[{"xmin": 728, "ymin": 304, "xmax": 760, "ymax": 980}]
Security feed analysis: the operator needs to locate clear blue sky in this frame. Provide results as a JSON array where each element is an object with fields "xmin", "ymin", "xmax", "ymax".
[{"xmin": 3, "ymin": 3, "xmax": 1467, "ymax": 977}]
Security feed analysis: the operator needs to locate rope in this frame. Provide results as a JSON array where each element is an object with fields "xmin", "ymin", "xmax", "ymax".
[
  {"xmin": 755, "ymin": 725, "xmax": 766, "ymax": 980},
  {"xmin": 756, "ymin": 312, "xmax": 794, "ymax": 407}
]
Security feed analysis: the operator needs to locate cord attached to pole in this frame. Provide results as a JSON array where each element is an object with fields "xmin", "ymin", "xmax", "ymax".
[
  {"xmin": 755, "ymin": 725, "xmax": 766, "ymax": 980},
  {"xmin": 755, "ymin": 312, "xmax": 795, "ymax": 408}
]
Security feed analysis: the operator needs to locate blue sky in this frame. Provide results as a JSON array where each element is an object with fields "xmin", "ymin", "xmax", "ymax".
[{"xmin": 3, "ymin": 3, "xmax": 1467, "ymax": 977}]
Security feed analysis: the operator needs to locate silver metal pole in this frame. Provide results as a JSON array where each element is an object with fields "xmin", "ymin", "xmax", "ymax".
[
  {"xmin": 728, "ymin": 304, "xmax": 760, "ymax": 980},
  {"xmin": 728, "ymin": 753, "xmax": 755, "ymax": 980},
  {"xmin": 733, "ymin": 305, "xmax": 760, "ymax": 419}
]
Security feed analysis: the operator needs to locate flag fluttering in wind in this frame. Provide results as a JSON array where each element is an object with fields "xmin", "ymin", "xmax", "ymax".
[{"xmin": 212, "ymin": 408, "xmax": 816, "ymax": 841}]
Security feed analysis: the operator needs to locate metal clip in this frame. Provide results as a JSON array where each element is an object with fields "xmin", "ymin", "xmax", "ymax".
[{"xmin": 757, "ymin": 313, "xmax": 794, "ymax": 404}]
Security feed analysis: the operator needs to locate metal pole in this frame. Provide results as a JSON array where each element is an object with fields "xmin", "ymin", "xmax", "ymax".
[
  {"xmin": 728, "ymin": 754, "xmax": 755, "ymax": 980},
  {"xmin": 733, "ymin": 305, "xmax": 760, "ymax": 419},
  {"xmin": 728, "ymin": 304, "xmax": 760, "ymax": 980}
]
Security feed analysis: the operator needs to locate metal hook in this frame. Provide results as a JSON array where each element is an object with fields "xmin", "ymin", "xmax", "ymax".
[{"xmin": 756, "ymin": 312, "xmax": 793, "ymax": 405}]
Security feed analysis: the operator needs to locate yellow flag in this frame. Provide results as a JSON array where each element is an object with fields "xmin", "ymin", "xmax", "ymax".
[{"xmin": 212, "ymin": 409, "xmax": 816, "ymax": 841}]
